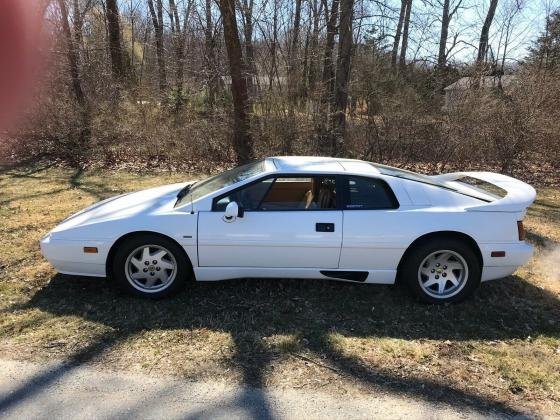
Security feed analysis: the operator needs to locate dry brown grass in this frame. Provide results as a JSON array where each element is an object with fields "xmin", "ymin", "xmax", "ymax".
[{"xmin": 0, "ymin": 164, "xmax": 559, "ymax": 416}]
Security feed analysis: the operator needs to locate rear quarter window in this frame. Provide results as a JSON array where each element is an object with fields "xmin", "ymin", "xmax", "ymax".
[{"xmin": 344, "ymin": 176, "xmax": 399, "ymax": 210}]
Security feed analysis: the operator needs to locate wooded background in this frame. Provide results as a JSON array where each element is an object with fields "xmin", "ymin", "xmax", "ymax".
[{"xmin": 3, "ymin": 0, "xmax": 560, "ymax": 179}]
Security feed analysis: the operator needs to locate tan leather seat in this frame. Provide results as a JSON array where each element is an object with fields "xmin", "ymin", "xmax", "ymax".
[{"xmin": 304, "ymin": 184, "xmax": 335, "ymax": 209}]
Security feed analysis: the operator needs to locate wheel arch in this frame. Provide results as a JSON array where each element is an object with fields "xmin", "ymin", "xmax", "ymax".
[
  {"xmin": 396, "ymin": 231, "xmax": 483, "ymax": 282},
  {"xmin": 105, "ymin": 231, "xmax": 193, "ymax": 278}
]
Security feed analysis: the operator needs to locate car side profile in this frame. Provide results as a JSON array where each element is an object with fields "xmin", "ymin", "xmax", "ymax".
[{"xmin": 40, "ymin": 156, "xmax": 536, "ymax": 303}]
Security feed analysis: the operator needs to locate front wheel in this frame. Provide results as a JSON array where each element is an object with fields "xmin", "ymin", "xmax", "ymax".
[
  {"xmin": 112, "ymin": 234, "xmax": 192, "ymax": 298},
  {"xmin": 400, "ymin": 239, "xmax": 481, "ymax": 304}
]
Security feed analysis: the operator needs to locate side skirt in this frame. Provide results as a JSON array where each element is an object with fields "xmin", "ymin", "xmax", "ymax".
[
  {"xmin": 193, "ymin": 267, "xmax": 396, "ymax": 284},
  {"xmin": 320, "ymin": 270, "xmax": 368, "ymax": 282}
]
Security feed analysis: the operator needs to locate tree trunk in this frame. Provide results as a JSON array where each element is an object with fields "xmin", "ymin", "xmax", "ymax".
[
  {"xmin": 147, "ymin": 0, "xmax": 167, "ymax": 94},
  {"xmin": 302, "ymin": 22, "xmax": 311, "ymax": 96},
  {"xmin": 105, "ymin": 0, "xmax": 126, "ymax": 81},
  {"xmin": 477, "ymin": 0, "xmax": 498, "ymax": 64},
  {"xmin": 391, "ymin": 0, "xmax": 406, "ymax": 70},
  {"xmin": 321, "ymin": 0, "xmax": 339, "ymax": 106},
  {"xmin": 58, "ymin": 0, "xmax": 90, "ymax": 161},
  {"xmin": 218, "ymin": 0, "xmax": 254, "ymax": 164},
  {"xmin": 398, "ymin": 0, "xmax": 412, "ymax": 73},
  {"xmin": 284, "ymin": 0, "xmax": 303, "ymax": 154},
  {"xmin": 72, "ymin": 0, "xmax": 84, "ymax": 53},
  {"xmin": 307, "ymin": 0, "xmax": 321, "ymax": 93},
  {"xmin": 168, "ymin": 0, "xmax": 192, "ymax": 113},
  {"xmin": 287, "ymin": 0, "xmax": 303, "ymax": 104},
  {"xmin": 204, "ymin": 0, "xmax": 217, "ymax": 108},
  {"xmin": 268, "ymin": 0, "xmax": 279, "ymax": 91},
  {"xmin": 437, "ymin": 0, "xmax": 451, "ymax": 69},
  {"xmin": 327, "ymin": 0, "xmax": 354, "ymax": 156},
  {"xmin": 241, "ymin": 0, "xmax": 256, "ymax": 95}
]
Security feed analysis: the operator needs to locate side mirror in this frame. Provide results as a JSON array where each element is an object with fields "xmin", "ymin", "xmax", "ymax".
[{"xmin": 224, "ymin": 201, "xmax": 244, "ymax": 222}]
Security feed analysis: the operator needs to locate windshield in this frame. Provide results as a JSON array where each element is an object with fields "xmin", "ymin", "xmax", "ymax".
[{"xmin": 175, "ymin": 160, "xmax": 267, "ymax": 207}]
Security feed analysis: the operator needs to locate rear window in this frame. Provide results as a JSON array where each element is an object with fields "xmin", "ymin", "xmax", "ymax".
[
  {"xmin": 369, "ymin": 163, "xmax": 453, "ymax": 190},
  {"xmin": 368, "ymin": 162, "xmax": 493, "ymax": 203},
  {"xmin": 453, "ymin": 176, "xmax": 507, "ymax": 200}
]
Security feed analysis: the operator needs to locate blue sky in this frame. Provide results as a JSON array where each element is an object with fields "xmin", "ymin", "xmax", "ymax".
[
  {"xmin": 405, "ymin": 0, "xmax": 560, "ymax": 65},
  {"xmin": 120, "ymin": 0, "xmax": 558, "ymax": 65}
]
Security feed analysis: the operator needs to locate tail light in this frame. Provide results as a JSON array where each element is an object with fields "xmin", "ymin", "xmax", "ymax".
[{"xmin": 517, "ymin": 221, "xmax": 526, "ymax": 241}]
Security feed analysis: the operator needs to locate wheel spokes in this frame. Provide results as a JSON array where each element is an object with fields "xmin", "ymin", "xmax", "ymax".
[
  {"xmin": 126, "ymin": 244, "xmax": 177, "ymax": 292},
  {"xmin": 130, "ymin": 257, "xmax": 144, "ymax": 271},
  {"xmin": 447, "ymin": 272, "xmax": 460, "ymax": 287},
  {"xmin": 423, "ymin": 278, "xmax": 438, "ymax": 288},
  {"xmin": 417, "ymin": 249, "xmax": 468, "ymax": 298},
  {"xmin": 141, "ymin": 246, "xmax": 151, "ymax": 262},
  {"xmin": 159, "ymin": 259, "xmax": 175, "ymax": 270},
  {"xmin": 152, "ymin": 249, "xmax": 167, "ymax": 261},
  {"xmin": 130, "ymin": 272, "xmax": 147, "ymax": 281}
]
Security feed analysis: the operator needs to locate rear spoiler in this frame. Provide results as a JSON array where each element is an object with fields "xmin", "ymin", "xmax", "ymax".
[{"xmin": 432, "ymin": 171, "xmax": 536, "ymax": 213}]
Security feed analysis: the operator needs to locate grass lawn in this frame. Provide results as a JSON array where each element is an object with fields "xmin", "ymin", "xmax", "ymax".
[{"xmin": 0, "ymin": 164, "xmax": 559, "ymax": 416}]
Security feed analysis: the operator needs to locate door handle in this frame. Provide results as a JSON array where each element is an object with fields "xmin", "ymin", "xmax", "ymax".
[{"xmin": 316, "ymin": 223, "xmax": 335, "ymax": 232}]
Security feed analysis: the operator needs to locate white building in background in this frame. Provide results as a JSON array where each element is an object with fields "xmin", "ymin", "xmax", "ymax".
[{"xmin": 443, "ymin": 75, "xmax": 517, "ymax": 111}]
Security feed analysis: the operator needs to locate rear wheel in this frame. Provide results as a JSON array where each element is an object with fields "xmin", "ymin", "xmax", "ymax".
[
  {"xmin": 400, "ymin": 238, "xmax": 481, "ymax": 304},
  {"xmin": 112, "ymin": 234, "xmax": 191, "ymax": 298}
]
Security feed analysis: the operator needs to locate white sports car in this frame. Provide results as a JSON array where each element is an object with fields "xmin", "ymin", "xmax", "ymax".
[{"xmin": 40, "ymin": 156, "xmax": 536, "ymax": 303}]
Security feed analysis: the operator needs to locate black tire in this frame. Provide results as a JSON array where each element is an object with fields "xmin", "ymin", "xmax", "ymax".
[
  {"xmin": 112, "ymin": 233, "xmax": 192, "ymax": 298},
  {"xmin": 399, "ymin": 238, "xmax": 481, "ymax": 304}
]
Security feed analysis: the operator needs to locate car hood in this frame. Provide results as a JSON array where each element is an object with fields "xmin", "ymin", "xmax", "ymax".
[{"xmin": 51, "ymin": 182, "xmax": 188, "ymax": 233}]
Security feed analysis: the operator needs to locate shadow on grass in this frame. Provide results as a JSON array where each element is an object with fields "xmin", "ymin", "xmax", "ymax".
[
  {"xmin": 2, "ymin": 272, "xmax": 559, "ymax": 417},
  {"xmin": 0, "ymin": 161, "xmax": 58, "ymax": 178},
  {"xmin": 0, "ymin": 167, "xmax": 121, "ymax": 206}
]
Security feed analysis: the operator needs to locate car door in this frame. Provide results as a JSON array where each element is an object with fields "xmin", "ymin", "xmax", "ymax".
[
  {"xmin": 197, "ymin": 175, "xmax": 343, "ymax": 268},
  {"xmin": 339, "ymin": 175, "xmax": 402, "ymax": 277}
]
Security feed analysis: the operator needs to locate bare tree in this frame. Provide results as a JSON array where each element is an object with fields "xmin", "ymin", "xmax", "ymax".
[
  {"xmin": 218, "ymin": 0, "xmax": 254, "ymax": 163},
  {"xmin": 399, "ymin": 0, "xmax": 412, "ymax": 73},
  {"xmin": 204, "ymin": 0, "xmax": 218, "ymax": 108},
  {"xmin": 57, "ymin": 0, "xmax": 90, "ymax": 156},
  {"xmin": 268, "ymin": 0, "xmax": 279, "ymax": 90},
  {"xmin": 168, "ymin": 0, "xmax": 193, "ymax": 112},
  {"xmin": 147, "ymin": 0, "xmax": 167, "ymax": 94},
  {"xmin": 391, "ymin": 0, "xmax": 407, "ymax": 69},
  {"xmin": 287, "ymin": 0, "xmax": 303, "ymax": 104},
  {"xmin": 437, "ymin": 0, "xmax": 465, "ymax": 69},
  {"xmin": 477, "ymin": 0, "xmax": 499, "ymax": 64},
  {"xmin": 240, "ymin": 0, "xmax": 256, "ymax": 95},
  {"xmin": 322, "ymin": 0, "xmax": 339, "ymax": 105},
  {"xmin": 307, "ymin": 0, "xmax": 323, "ymax": 92},
  {"xmin": 105, "ymin": 0, "xmax": 126, "ymax": 81},
  {"xmin": 15, "ymin": 0, "xmax": 558, "ymax": 178},
  {"xmin": 72, "ymin": 0, "xmax": 92, "ymax": 53},
  {"xmin": 496, "ymin": 0, "xmax": 524, "ymax": 73},
  {"xmin": 284, "ymin": 0, "xmax": 303, "ymax": 154},
  {"xmin": 327, "ymin": 0, "xmax": 354, "ymax": 155}
]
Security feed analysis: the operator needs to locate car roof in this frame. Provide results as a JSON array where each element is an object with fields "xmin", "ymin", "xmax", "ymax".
[{"xmin": 269, "ymin": 156, "xmax": 381, "ymax": 175}]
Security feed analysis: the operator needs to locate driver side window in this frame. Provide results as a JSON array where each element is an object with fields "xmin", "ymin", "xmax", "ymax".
[
  {"xmin": 213, "ymin": 176, "xmax": 337, "ymax": 211},
  {"xmin": 259, "ymin": 176, "xmax": 336, "ymax": 210},
  {"xmin": 214, "ymin": 178, "xmax": 273, "ymax": 211}
]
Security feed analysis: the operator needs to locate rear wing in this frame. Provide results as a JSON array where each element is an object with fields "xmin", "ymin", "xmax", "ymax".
[{"xmin": 432, "ymin": 171, "xmax": 536, "ymax": 213}]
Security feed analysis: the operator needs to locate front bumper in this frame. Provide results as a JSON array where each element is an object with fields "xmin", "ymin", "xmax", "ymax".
[{"xmin": 40, "ymin": 234, "xmax": 108, "ymax": 277}]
